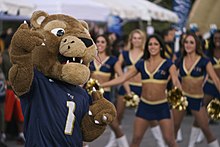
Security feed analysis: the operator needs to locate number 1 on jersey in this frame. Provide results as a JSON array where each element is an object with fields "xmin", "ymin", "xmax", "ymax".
[{"xmin": 64, "ymin": 101, "xmax": 76, "ymax": 135}]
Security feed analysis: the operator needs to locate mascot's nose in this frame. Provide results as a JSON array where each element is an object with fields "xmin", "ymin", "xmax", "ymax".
[
  {"xmin": 60, "ymin": 36, "xmax": 94, "ymax": 56},
  {"xmin": 61, "ymin": 36, "xmax": 93, "ymax": 48},
  {"xmin": 78, "ymin": 37, "xmax": 93, "ymax": 47}
]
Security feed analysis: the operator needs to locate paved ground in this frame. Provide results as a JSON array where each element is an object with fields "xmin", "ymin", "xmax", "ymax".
[{"xmin": 4, "ymin": 108, "xmax": 220, "ymax": 147}]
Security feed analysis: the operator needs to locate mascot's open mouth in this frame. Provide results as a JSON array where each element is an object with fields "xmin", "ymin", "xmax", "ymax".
[{"xmin": 58, "ymin": 53, "xmax": 84, "ymax": 64}]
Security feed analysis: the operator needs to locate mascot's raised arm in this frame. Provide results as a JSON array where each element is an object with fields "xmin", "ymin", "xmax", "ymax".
[{"xmin": 9, "ymin": 10, "xmax": 116, "ymax": 147}]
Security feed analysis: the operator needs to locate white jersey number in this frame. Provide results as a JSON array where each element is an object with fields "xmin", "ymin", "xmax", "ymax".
[{"xmin": 64, "ymin": 101, "xmax": 76, "ymax": 135}]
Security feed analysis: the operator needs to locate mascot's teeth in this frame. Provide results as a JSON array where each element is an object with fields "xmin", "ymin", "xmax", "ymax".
[
  {"xmin": 73, "ymin": 57, "xmax": 75, "ymax": 61},
  {"xmin": 66, "ymin": 60, "xmax": 70, "ymax": 64},
  {"xmin": 41, "ymin": 43, "xmax": 45, "ymax": 46},
  {"xmin": 94, "ymin": 120, "xmax": 100, "ymax": 124},
  {"xmin": 80, "ymin": 59, "xmax": 83, "ymax": 64},
  {"xmin": 102, "ymin": 115, "xmax": 107, "ymax": 121}
]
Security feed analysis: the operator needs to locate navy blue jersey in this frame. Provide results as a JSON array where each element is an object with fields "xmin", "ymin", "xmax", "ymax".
[
  {"xmin": 205, "ymin": 56, "xmax": 220, "ymax": 83},
  {"xmin": 20, "ymin": 69, "xmax": 91, "ymax": 147},
  {"xmin": 208, "ymin": 56, "xmax": 220, "ymax": 71},
  {"xmin": 90, "ymin": 56, "xmax": 118, "ymax": 76},
  {"xmin": 122, "ymin": 50, "xmax": 143, "ymax": 67},
  {"xmin": 179, "ymin": 56, "xmax": 209, "ymax": 78},
  {"xmin": 135, "ymin": 59, "xmax": 172, "ymax": 83},
  {"xmin": 204, "ymin": 56, "xmax": 220, "ymax": 98},
  {"xmin": 89, "ymin": 56, "xmax": 118, "ymax": 100}
]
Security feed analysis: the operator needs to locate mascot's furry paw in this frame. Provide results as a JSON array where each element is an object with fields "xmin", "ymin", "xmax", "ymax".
[
  {"xmin": 81, "ymin": 91, "xmax": 116, "ymax": 142},
  {"xmin": 11, "ymin": 22, "xmax": 44, "ymax": 53},
  {"xmin": 89, "ymin": 91, "xmax": 116, "ymax": 125}
]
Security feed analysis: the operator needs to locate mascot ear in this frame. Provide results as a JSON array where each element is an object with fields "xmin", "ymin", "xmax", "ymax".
[
  {"xmin": 30, "ymin": 11, "xmax": 49, "ymax": 29},
  {"xmin": 79, "ymin": 20, "xmax": 89, "ymax": 30},
  {"xmin": 79, "ymin": 20, "xmax": 91, "ymax": 36}
]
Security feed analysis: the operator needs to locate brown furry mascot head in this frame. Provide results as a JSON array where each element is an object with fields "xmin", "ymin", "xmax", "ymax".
[{"xmin": 9, "ymin": 11, "xmax": 116, "ymax": 146}]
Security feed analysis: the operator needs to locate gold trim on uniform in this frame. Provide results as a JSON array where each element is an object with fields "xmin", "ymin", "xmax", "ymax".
[
  {"xmin": 207, "ymin": 79, "xmax": 214, "ymax": 84},
  {"xmin": 213, "ymin": 64, "xmax": 220, "ymax": 69},
  {"xmin": 182, "ymin": 91, "xmax": 204, "ymax": 99},
  {"xmin": 144, "ymin": 60, "xmax": 166, "ymax": 79},
  {"xmin": 129, "ymin": 52, "xmax": 143, "ymax": 65},
  {"xmin": 93, "ymin": 71, "xmax": 111, "ymax": 77},
  {"xmin": 142, "ymin": 79, "xmax": 167, "ymax": 84},
  {"xmin": 129, "ymin": 82, "xmax": 142, "ymax": 86},
  {"xmin": 141, "ymin": 97, "xmax": 167, "ymax": 105},
  {"xmin": 214, "ymin": 57, "xmax": 220, "ymax": 66},
  {"xmin": 182, "ymin": 76, "xmax": 204, "ymax": 80},
  {"xmin": 183, "ymin": 56, "xmax": 201, "ymax": 76},
  {"xmin": 94, "ymin": 56, "xmax": 110, "ymax": 70}
]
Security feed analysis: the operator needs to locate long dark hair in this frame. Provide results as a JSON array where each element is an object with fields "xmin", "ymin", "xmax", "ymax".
[
  {"xmin": 143, "ymin": 34, "xmax": 166, "ymax": 60},
  {"xmin": 95, "ymin": 34, "xmax": 111, "ymax": 56},
  {"xmin": 208, "ymin": 30, "xmax": 220, "ymax": 57},
  {"xmin": 182, "ymin": 32, "xmax": 204, "ymax": 57}
]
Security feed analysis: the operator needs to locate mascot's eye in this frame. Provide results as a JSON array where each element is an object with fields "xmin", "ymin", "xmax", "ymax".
[{"xmin": 51, "ymin": 28, "xmax": 65, "ymax": 37}]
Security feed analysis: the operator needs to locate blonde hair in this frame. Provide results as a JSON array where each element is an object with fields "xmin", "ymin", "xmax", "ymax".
[{"xmin": 126, "ymin": 29, "xmax": 146, "ymax": 50}]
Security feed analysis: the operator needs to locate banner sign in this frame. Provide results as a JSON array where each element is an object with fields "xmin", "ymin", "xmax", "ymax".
[{"xmin": 173, "ymin": 0, "xmax": 191, "ymax": 31}]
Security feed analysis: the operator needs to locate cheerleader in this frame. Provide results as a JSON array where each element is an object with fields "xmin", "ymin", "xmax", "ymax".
[
  {"xmin": 203, "ymin": 30, "xmax": 220, "ymax": 103},
  {"xmin": 190, "ymin": 30, "xmax": 220, "ymax": 145},
  {"xmin": 102, "ymin": 34, "xmax": 181, "ymax": 147},
  {"xmin": 173, "ymin": 32, "xmax": 220, "ymax": 147},
  {"xmin": 89, "ymin": 34, "xmax": 129, "ymax": 147},
  {"xmin": 109, "ymin": 29, "xmax": 166, "ymax": 147}
]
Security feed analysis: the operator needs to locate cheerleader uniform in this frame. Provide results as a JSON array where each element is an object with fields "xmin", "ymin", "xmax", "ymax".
[
  {"xmin": 179, "ymin": 56, "xmax": 209, "ymax": 111},
  {"xmin": 135, "ymin": 59, "xmax": 173, "ymax": 120},
  {"xmin": 90, "ymin": 56, "xmax": 117, "ymax": 102},
  {"xmin": 118, "ymin": 50, "xmax": 142, "ymax": 97},
  {"xmin": 203, "ymin": 57, "xmax": 220, "ymax": 99}
]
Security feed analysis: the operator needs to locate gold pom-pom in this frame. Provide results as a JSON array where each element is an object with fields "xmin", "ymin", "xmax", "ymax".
[
  {"xmin": 124, "ymin": 92, "xmax": 140, "ymax": 108},
  {"xmin": 167, "ymin": 87, "xmax": 188, "ymax": 111},
  {"xmin": 207, "ymin": 98, "xmax": 220, "ymax": 120},
  {"xmin": 85, "ymin": 78, "xmax": 104, "ymax": 95}
]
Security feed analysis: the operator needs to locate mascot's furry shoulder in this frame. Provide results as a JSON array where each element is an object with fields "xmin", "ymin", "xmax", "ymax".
[{"xmin": 9, "ymin": 10, "xmax": 116, "ymax": 146}]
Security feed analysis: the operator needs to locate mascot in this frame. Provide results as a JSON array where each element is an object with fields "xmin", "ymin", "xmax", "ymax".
[{"xmin": 9, "ymin": 11, "xmax": 116, "ymax": 147}]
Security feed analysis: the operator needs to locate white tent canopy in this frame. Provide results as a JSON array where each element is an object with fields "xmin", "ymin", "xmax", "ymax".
[
  {"xmin": 141, "ymin": 0, "xmax": 179, "ymax": 22},
  {"xmin": 95, "ymin": 0, "xmax": 150, "ymax": 20},
  {"xmin": 0, "ymin": 0, "xmax": 111, "ymax": 22},
  {"xmin": 95, "ymin": 0, "xmax": 179, "ymax": 23},
  {"xmin": 1, "ymin": 0, "xmax": 178, "ymax": 23},
  {"xmin": 31, "ymin": 0, "xmax": 111, "ymax": 22},
  {"xmin": 0, "ymin": 0, "xmax": 34, "ymax": 16}
]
